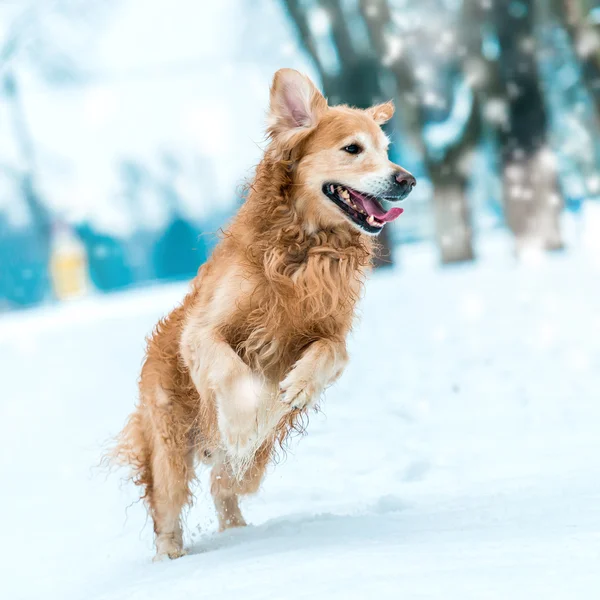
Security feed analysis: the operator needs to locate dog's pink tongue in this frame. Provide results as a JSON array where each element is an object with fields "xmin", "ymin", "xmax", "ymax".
[{"xmin": 352, "ymin": 192, "xmax": 404, "ymax": 222}]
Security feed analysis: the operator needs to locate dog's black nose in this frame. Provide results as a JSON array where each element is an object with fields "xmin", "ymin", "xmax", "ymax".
[
  {"xmin": 393, "ymin": 171, "xmax": 416, "ymax": 199},
  {"xmin": 395, "ymin": 171, "xmax": 416, "ymax": 191}
]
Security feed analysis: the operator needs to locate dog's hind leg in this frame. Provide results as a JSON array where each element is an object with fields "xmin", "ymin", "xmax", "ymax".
[
  {"xmin": 210, "ymin": 459, "xmax": 248, "ymax": 531},
  {"xmin": 145, "ymin": 385, "xmax": 196, "ymax": 561},
  {"xmin": 210, "ymin": 444, "xmax": 270, "ymax": 531}
]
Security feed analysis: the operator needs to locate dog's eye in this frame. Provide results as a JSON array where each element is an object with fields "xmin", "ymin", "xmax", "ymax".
[{"xmin": 342, "ymin": 144, "xmax": 362, "ymax": 155}]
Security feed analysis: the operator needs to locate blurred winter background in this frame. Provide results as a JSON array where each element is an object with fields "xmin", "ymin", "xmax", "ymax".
[
  {"xmin": 1, "ymin": 0, "xmax": 600, "ymax": 308},
  {"xmin": 2, "ymin": 2, "xmax": 600, "ymax": 599}
]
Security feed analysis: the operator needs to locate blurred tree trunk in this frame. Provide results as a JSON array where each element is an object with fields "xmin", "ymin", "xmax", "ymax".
[
  {"xmin": 550, "ymin": 0, "xmax": 600, "ymax": 112},
  {"xmin": 426, "ymin": 98, "xmax": 478, "ymax": 264},
  {"xmin": 360, "ymin": 0, "xmax": 476, "ymax": 264},
  {"xmin": 547, "ymin": 0, "xmax": 600, "ymax": 196},
  {"xmin": 2, "ymin": 71, "xmax": 51, "ymax": 247},
  {"xmin": 491, "ymin": 0, "xmax": 563, "ymax": 254},
  {"xmin": 283, "ymin": 0, "xmax": 395, "ymax": 267},
  {"xmin": 1, "ymin": 71, "xmax": 52, "ymax": 305},
  {"xmin": 358, "ymin": 0, "xmax": 423, "ymax": 150}
]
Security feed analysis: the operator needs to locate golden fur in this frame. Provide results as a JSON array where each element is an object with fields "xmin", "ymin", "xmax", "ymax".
[{"xmin": 112, "ymin": 69, "xmax": 410, "ymax": 560}]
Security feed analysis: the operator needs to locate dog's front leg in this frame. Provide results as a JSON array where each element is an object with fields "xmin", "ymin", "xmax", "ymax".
[
  {"xmin": 180, "ymin": 325, "xmax": 263, "ymax": 462},
  {"xmin": 279, "ymin": 339, "xmax": 348, "ymax": 410}
]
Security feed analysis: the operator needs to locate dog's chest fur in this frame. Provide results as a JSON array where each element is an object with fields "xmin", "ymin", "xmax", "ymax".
[{"xmin": 222, "ymin": 245, "xmax": 366, "ymax": 379}]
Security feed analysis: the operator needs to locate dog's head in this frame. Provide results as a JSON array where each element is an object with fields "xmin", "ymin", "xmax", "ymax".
[{"xmin": 267, "ymin": 68, "xmax": 415, "ymax": 236}]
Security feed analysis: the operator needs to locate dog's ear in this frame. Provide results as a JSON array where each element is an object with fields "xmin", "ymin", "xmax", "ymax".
[
  {"xmin": 367, "ymin": 101, "xmax": 395, "ymax": 125},
  {"xmin": 268, "ymin": 69, "xmax": 327, "ymax": 157}
]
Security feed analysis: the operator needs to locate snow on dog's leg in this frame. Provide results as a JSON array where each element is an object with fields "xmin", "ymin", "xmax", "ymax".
[
  {"xmin": 210, "ymin": 462, "xmax": 247, "ymax": 531},
  {"xmin": 210, "ymin": 447, "xmax": 270, "ymax": 531},
  {"xmin": 279, "ymin": 339, "xmax": 348, "ymax": 410}
]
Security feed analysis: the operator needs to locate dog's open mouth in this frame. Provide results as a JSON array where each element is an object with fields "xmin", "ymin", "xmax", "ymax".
[{"xmin": 322, "ymin": 183, "xmax": 404, "ymax": 234}]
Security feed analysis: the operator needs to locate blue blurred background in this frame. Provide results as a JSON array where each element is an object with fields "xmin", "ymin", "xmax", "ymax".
[{"xmin": 1, "ymin": 0, "xmax": 600, "ymax": 310}]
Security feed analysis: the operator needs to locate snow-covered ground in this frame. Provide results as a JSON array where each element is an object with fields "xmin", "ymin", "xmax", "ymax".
[{"xmin": 1, "ymin": 244, "xmax": 599, "ymax": 599}]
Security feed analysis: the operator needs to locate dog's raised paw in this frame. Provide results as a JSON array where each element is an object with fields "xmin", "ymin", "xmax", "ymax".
[{"xmin": 279, "ymin": 375, "xmax": 319, "ymax": 410}]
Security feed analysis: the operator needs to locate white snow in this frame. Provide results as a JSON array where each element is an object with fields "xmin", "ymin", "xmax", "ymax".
[{"xmin": 1, "ymin": 244, "xmax": 600, "ymax": 599}]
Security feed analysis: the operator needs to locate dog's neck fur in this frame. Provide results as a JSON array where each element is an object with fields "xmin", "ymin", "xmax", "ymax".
[{"xmin": 232, "ymin": 151, "xmax": 374, "ymax": 269}]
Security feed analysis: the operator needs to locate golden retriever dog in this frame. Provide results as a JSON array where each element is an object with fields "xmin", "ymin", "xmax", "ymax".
[{"xmin": 112, "ymin": 68, "xmax": 415, "ymax": 560}]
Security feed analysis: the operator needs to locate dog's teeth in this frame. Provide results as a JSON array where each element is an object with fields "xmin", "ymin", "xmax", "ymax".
[
  {"xmin": 339, "ymin": 189, "xmax": 350, "ymax": 200},
  {"xmin": 367, "ymin": 215, "xmax": 383, "ymax": 227},
  {"xmin": 329, "ymin": 184, "xmax": 335, "ymax": 194}
]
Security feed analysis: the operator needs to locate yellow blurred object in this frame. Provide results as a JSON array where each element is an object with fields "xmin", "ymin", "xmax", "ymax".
[{"xmin": 50, "ymin": 224, "xmax": 89, "ymax": 300}]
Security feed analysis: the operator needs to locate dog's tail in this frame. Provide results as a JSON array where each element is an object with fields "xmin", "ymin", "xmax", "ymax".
[{"xmin": 108, "ymin": 407, "xmax": 153, "ymax": 500}]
